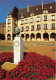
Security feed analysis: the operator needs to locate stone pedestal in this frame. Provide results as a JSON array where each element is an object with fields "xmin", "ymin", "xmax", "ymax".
[{"xmin": 14, "ymin": 37, "xmax": 23, "ymax": 64}]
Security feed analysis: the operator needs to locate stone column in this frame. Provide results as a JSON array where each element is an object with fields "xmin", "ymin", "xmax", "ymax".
[
  {"xmin": 24, "ymin": 34, "xmax": 26, "ymax": 41},
  {"xmin": 41, "ymin": 34, "xmax": 43, "ymax": 41},
  {"xmin": 49, "ymin": 34, "xmax": 50, "ymax": 41},
  {"xmin": 11, "ymin": 35, "xmax": 13, "ymax": 41},
  {"xmin": 29, "ymin": 35, "xmax": 31, "ymax": 41},
  {"xmin": 5, "ymin": 34, "xmax": 7, "ymax": 40},
  {"xmin": 35, "ymin": 35, "xmax": 37, "ymax": 41}
]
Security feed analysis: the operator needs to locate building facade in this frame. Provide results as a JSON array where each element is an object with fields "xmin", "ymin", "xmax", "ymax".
[
  {"xmin": 0, "ymin": 23, "xmax": 6, "ymax": 40},
  {"xmin": 1, "ymin": 2, "xmax": 56, "ymax": 41}
]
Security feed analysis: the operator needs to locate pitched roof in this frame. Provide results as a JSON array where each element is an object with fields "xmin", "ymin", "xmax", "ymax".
[
  {"xmin": 10, "ymin": 2, "xmax": 56, "ymax": 19},
  {"xmin": 10, "ymin": 6, "xmax": 18, "ymax": 19}
]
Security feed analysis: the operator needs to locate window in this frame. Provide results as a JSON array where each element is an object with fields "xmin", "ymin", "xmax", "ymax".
[
  {"xmin": 36, "ymin": 17, "xmax": 40, "ymax": 22},
  {"xmin": 44, "ymin": 16, "xmax": 47, "ymax": 21},
  {"xmin": 26, "ymin": 26, "xmax": 29, "ymax": 31},
  {"xmin": 37, "ymin": 25, "xmax": 41, "ymax": 30},
  {"xmin": 1, "ymin": 25, "xmax": 2, "ymax": 26},
  {"xmin": 43, "ymin": 10, "xmax": 48, "ymax": 13},
  {"xmin": 44, "ymin": 24, "xmax": 48, "ymax": 30},
  {"xmin": 8, "ymin": 26, "xmax": 11, "ymax": 32},
  {"xmin": 30, "ymin": 18, "xmax": 34, "ymax": 23},
  {"xmin": 51, "ymin": 15, "xmax": 55, "ymax": 21},
  {"xmin": 4, "ymin": 28, "xmax": 5, "ymax": 29},
  {"xmin": 51, "ymin": 23, "xmax": 55, "ymax": 30},
  {"xmin": 7, "ymin": 19, "xmax": 11, "ymax": 24},
  {"xmin": 36, "ymin": 8, "xmax": 38, "ymax": 10},
  {"xmin": 21, "ymin": 27, "xmax": 24, "ymax": 32},
  {"xmin": 20, "ymin": 20, "xmax": 24, "ymax": 25},
  {"xmin": 31, "ymin": 25, "xmax": 34, "ymax": 31},
  {"xmin": 25, "ymin": 19, "xmax": 28, "ymax": 24},
  {"xmin": 50, "ymin": 6, "xmax": 52, "ymax": 9}
]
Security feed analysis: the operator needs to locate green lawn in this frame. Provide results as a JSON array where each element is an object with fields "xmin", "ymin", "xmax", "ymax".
[
  {"xmin": 0, "ymin": 46, "xmax": 27, "ymax": 51},
  {"xmin": 0, "ymin": 46, "xmax": 13, "ymax": 51},
  {"xmin": 52, "ymin": 49, "xmax": 56, "ymax": 51}
]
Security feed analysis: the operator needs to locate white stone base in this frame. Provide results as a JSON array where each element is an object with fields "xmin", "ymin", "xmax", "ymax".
[{"xmin": 14, "ymin": 37, "xmax": 23, "ymax": 64}]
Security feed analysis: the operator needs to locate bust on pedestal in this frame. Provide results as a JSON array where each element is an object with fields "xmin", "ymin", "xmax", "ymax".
[{"xmin": 14, "ymin": 27, "xmax": 23, "ymax": 64}]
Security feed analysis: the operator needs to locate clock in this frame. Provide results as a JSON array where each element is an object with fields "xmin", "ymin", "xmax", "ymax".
[{"xmin": 14, "ymin": 41, "xmax": 19, "ymax": 47}]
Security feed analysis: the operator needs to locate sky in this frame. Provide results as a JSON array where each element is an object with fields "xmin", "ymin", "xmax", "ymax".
[{"xmin": 0, "ymin": 0, "xmax": 55, "ymax": 23}]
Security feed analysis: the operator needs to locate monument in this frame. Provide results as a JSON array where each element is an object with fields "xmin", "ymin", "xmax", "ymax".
[
  {"xmin": 1, "ymin": 27, "xmax": 23, "ymax": 70},
  {"xmin": 14, "ymin": 27, "xmax": 23, "ymax": 64}
]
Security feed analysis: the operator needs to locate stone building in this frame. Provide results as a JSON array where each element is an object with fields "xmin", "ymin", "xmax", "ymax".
[
  {"xmin": 0, "ymin": 23, "xmax": 6, "ymax": 40},
  {"xmin": 1, "ymin": 2, "xmax": 56, "ymax": 41}
]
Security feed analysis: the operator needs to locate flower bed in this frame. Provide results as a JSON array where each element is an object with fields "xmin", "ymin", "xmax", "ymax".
[
  {"xmin": 0, "ymin": 52, "xmax": 13, "ymax": 66},
  {"xmin": 0, "ymin": 52, "xmax": 55, "ymax": 80}
]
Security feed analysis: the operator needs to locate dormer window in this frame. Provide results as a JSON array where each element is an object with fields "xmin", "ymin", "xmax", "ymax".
[
  {"xmin": 30, "ymin": 18, "xmax": 34, "ymax": 23},
  {"xmin": 50, "ymin": 6, "xmax": 52, "ymax": 9},
  {"xmin": 36, "ymin": 8, "xmax": 38, "ymax": 10},
  {"xmin": 25, "ymin": 19, "xmax": 28, "ymax": 24},
  {"xmin": 51, "ymin": 15, "xmax": 55, "ymax": 21},
  {"xmin": 30, "ymin": 12, "xmax": 34, "ymax": 16},
  {"xmin": 36, "ymin": 17, "xmax": 41, "ymax": 22},
  {"xmin": 43, "ymin": 10, "xmax": 48, "ymax": 14}
]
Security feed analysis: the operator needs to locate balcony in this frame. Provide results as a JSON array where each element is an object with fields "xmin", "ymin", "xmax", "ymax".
[
  {"xmin": 36, "ymin": 28, "xmax": 40, "ymax": 30},
  {"xmin": 44, "ymin": 20, "xmax": 47, "ymax": 21},
  {"xmin": 21, "ymin": 30, "xmax": 24, "ymax": 32},
  {"xmin": 44, "ymin": 28, "xmax": 48, "ymax": 30},
  {"xmin": 8, "ymin": 30, "xmax": 10, "ymax": 32},
  {"xmin": 51, "ymin": 28, "xmax": 55, "ymax": 30},
  {"xmin": 36, "ymin": 21, "xmax": 40, "ymax": 22},
  {"xmin": 21, "ymin": 23, "xmax": 23, "ymax": 25},
  {"xmin": 8, "ymin": 23, "xmax": 10, "ymax": 25},
  {"xmin": 31, "ymin": 29, "xmax": 34, "ymax": 31},
  {"xmin": 51, "ymin": 19, "xmax": 55, "ymax": 21},
  {"xmin": 26, "ymin": 30, "xmax": 28, "ymax": 32}
]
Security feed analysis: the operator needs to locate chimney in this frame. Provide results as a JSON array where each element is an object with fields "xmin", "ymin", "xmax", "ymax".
[
  {"xmin": 27, "ymin": 3, "xmax": 30, "ymax": 12},
  {"xmin": 42, "ymin": 0, "xmax": 43, "ymax": 9}
]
